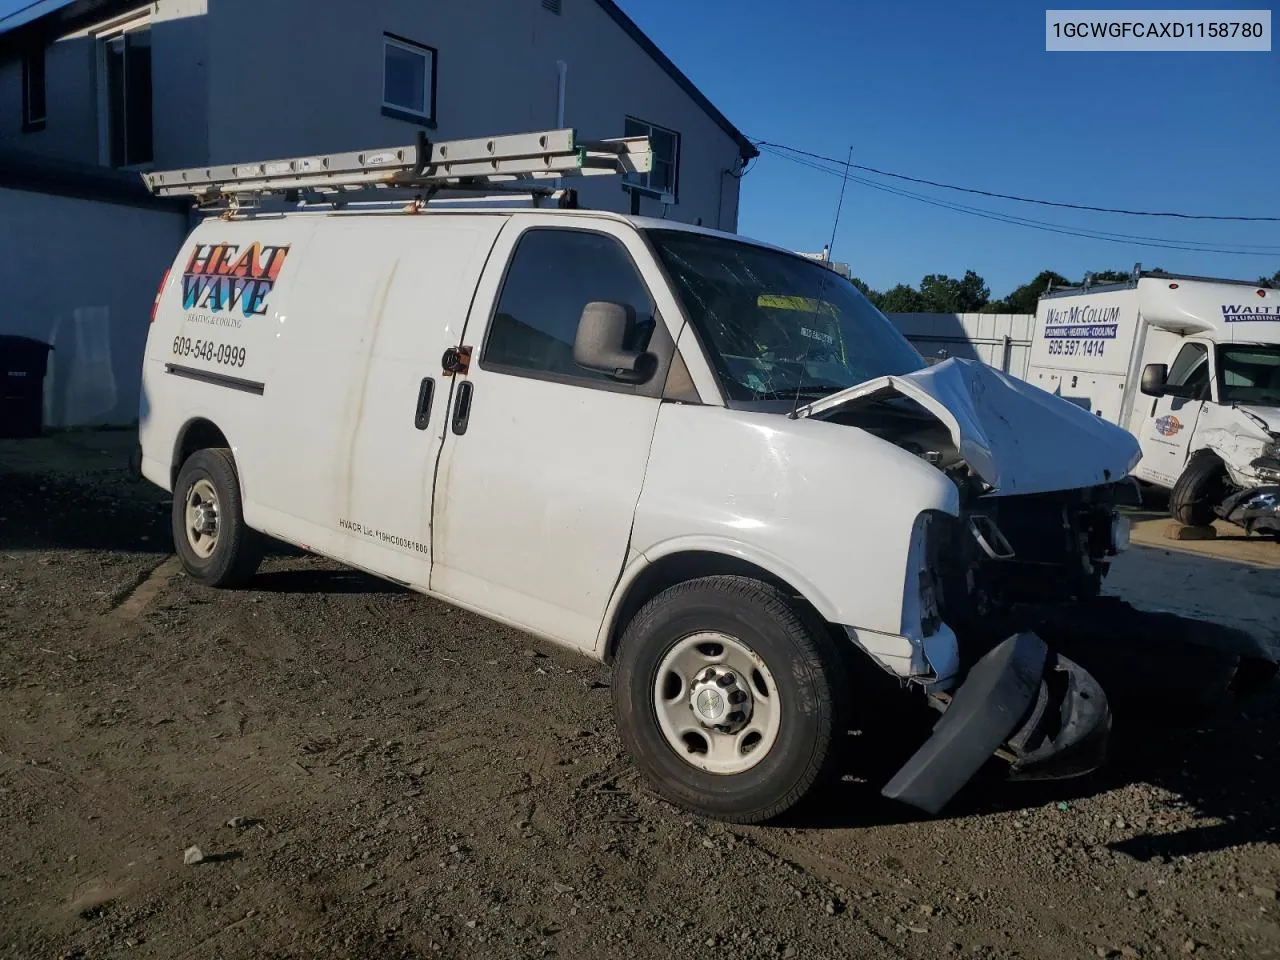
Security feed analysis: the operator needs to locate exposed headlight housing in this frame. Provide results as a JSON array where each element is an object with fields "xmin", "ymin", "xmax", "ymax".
[
  {"xmin": 903, "ymin": 512, "xmax": 943, "ymax": 640},
  {"xmin": 1255, "ymin": 442, "xmax": 1280, "ymax": 483},
  {"xmin": 1111, "ymin": 514, "xmax": 1131, "ymax": 554}
]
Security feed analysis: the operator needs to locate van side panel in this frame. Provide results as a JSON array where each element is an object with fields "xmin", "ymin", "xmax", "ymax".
[
  {"xmin": 242, "ymin": 218, "xmax": 398, "ymax": 554},
  {"xmin": 247, "ymin": 215, "xmax": 504, "ymax": 565},
  {"xmin": 139, "ymin": 218, "xmax": 315, "ymax": 496},
  {"xmin": 340, "ymin": 217, "xmax": 505, "ymax": 587}
]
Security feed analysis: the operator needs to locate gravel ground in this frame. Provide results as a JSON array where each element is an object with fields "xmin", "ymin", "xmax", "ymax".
[{"xmin": 2, "ymin": 433, "xmax": 1279, "ymax": 960}]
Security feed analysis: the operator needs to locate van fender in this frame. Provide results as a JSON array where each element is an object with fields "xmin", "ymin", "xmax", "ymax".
[
  {"xmin": 593, "ymin": 534, "xmax": 845, "ymax": 660},
  {"xmin": 169, "ymin": 413, "xmax": 256, "ymax": 511}
]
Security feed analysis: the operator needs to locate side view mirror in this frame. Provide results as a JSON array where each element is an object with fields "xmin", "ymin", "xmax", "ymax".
[
  {"xmin": 573, "ymin": 301, "xmax": 656, "ymax": 384},
  {"xmin": 1140, "ymin": 363, "xmax": 1168, "ymax": 397}
]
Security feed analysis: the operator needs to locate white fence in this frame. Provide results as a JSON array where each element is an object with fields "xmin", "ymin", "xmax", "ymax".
[{"xmin": 887, "ymin": 313, "xmax": 1035, "ymax": 380}]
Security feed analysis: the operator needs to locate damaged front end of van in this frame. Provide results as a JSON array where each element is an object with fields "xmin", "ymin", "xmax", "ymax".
[{"xmin": 795, "ymin": 358, "xmax": 1141, "ymax": 813}]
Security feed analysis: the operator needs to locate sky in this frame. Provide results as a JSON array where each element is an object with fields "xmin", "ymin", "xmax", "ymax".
[
  {"xmin": 1, "ymin": 0, "xmax": 1275, "ymax": 299},
  {"xmin": 622, "ymin": 0, "xmax": 1280, "ymax": 298}
]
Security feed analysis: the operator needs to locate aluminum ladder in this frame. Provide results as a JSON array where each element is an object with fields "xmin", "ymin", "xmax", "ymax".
[{"xmin": 141, "ymin": 128, "xmax": 652, "ymax": 209}]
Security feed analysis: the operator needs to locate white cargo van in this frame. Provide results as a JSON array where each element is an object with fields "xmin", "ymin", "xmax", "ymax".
[
  {"xmin": 1027, "ymin": 271, "xmax": 1280, "ymax": 535},
  {"xmin": 136, "ymin": 130, "xmax": 1139, "ymax": 823}
]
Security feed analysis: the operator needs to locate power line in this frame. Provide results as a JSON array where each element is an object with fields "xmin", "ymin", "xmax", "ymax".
[
  {"xmin": 755, "ymin": 144, "xmax": 1280, "ymax": 257},
  {"xmin": 753, "ymin": 139, "xmax": 1280, "ymax": 223},
  {"xmin": 756, "ymin": 144, "xmax": 1263, "ymax": 253}
]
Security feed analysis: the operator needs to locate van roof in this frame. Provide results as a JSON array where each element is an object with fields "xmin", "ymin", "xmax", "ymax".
[{"xmin": 204, "ymin": 205, "xmax": 804, "ymax": 260}]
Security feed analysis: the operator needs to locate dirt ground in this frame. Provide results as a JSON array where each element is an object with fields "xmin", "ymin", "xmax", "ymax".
[{"xmin": 2, "ymin": 430, "xmax": 1279, "ymax": 960}]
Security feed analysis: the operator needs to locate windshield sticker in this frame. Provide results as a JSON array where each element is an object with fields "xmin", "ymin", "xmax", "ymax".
[
  {"xmin": 182, "ymin": 242, "xmax": 292, "ymax": 325},
  {"xmin": 1154, "ymin": 414, "xmax": 1184, "ymax": 437},
  {"xmin": 758, "ymin": 294, "xmax": 838, "ymax": 317},
  {"xmin": 1222, "ymin": 305, "xmax": 1280, "ymax": 323},
  {"xmin": 800, "ymin": 327, "xmax": 835, "ymax": 346}
]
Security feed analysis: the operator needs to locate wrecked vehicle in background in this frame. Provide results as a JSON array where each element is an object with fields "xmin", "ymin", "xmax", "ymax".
[
  {"xmin": 138, "ymin": 128, "xmax": 1144, "ymax": 825},
  {"xmin": 1026, "ymin": 270, "xmax": 1280, "ymax": 536}
]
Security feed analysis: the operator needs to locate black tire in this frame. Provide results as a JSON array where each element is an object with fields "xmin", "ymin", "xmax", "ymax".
[
  {"xmin": 1170, "ymin": 452, "xmax": 1227, "ymax": 528},
  {"xmin": 172, "ymin": 447, "xmax": 263, "ymax": 587},
  {"xmin": 612, "ymin": 575, "xmax": 850, "ymax": 824}
]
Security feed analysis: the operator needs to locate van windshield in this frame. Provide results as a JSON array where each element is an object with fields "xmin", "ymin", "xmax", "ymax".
[
  {"xmin": 647, "ymin": 230, "xmax": 925, "ymax": 402},
  {"xmin": 1218, "ymin": 345, "xmax": 1280, "ymax": 407}
]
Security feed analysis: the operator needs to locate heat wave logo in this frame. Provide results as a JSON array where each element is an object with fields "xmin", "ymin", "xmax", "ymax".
[{"xmin": 182, "ymin": 243, "xmax": 292, "ymax": 318}]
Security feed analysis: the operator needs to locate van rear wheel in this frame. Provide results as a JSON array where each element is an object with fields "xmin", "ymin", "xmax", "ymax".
[
  {"xmin": 612, "ymin": 575, "xmax": 849, "ymax": 824},
  {"xmin": 172, "ymin": 448, "xmax": 263, "ymax": 587}
]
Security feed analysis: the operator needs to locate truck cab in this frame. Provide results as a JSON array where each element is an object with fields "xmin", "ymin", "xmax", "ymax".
[{"xmin": 1028, "ymin": 273, "xmax": 1280, "ymax": 535}]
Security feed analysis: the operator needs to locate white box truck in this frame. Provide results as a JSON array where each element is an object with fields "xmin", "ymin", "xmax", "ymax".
[
  {"xmin": 1026, "ymin": 270, "xmax": 1280, "ymax": 535},
  {"xmin": 133, "ymin": 129, "xmax": 1143, "ymax": 824}
]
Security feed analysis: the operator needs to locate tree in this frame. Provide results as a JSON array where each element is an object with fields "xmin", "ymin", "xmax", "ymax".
[
  {"xmin": 848, "ymin": 276, "xmax": 879, "ymax": 304},
  {"xmin": 918, "ymin": 270, "xmax": 990, "ymax": 313},
  {"xmin": 878, "ymin": 283, "xmax": 927, "ymax": 313},
  {"xmin": 1088, "ymin": 269, "xmax": 1132, "ymax": 283},
  {"xmin": 983, "ymin": 270, "xmax": 1072, "ymax": 314}
]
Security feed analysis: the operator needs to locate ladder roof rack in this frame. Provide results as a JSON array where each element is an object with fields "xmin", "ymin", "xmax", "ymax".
[{"xmin": 141, "ymin": 128, "xmax": 652, "ymax": 209}]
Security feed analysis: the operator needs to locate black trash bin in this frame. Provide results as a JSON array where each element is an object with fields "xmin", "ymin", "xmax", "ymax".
[{"xmin": 0, "ymin": 335, "xmax": 54, "ymax": 439}]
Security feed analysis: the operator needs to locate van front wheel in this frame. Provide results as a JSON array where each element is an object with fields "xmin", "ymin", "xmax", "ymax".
[
  {"xmin": 1170, "ymin": 452, "xmax": 1228, "ymax": 528},
  {"xmin": 612, "ymin": 576, "xmax": 849, "ymax": 824},
  {"xmin": 172, "ymin": 448, "xmax": 263, "ymax": 587}
]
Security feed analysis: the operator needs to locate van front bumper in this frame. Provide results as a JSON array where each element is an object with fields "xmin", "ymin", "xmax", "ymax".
[
  {"xmin": 1219, "ymin": 484, "xmax": 1280, "ymax": 537},
  {"xmin": 881, "ymin": 632, "xmax": 1109, "ymax": 815}
]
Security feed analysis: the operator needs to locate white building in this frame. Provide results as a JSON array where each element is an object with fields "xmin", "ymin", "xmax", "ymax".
[{"xmin": 0, "ymin": 0, "xmax": 755, "ymax": 426}]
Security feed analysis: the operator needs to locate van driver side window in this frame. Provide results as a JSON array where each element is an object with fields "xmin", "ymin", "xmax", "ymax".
[
  {"xmin": 482, "ymin": 228, "xmax": 658, "ymax": 386},
  {"xmin": 1168, "ymin": 342, "xmax": 1211, "ymax": 399}
]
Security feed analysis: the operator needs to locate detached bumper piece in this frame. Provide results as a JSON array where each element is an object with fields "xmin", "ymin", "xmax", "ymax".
[
  {"xmin": 881, "ymin": 632, "xmax": 1110, "ymax": 815},
  {"xmin": 1218, "ymin": 484, "xmax": 1280, "ymax": 537}
]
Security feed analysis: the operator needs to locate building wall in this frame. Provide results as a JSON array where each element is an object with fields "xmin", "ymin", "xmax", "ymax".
[
  {"xmin": 0, "ymin": 184, "xmax": 188, "ymax": 426},
  {"xmin": 0, "ymin": 1, "xmax": 210, "ymax": 169},
  {"xmin": 0, "ymin": 31, "xmax": 99, "ymax": 161},
  {"xmin": 204, "ymin": 0, "xmax": 743, "ymax": 229},
  {"xmin": 1, "ymin": 1, "xmax": 743, "ymax": 228},
  {"xmin": 887, "ymin": 312, "xmax": 1035, "ymax": 380},
  {"xmin": 150, "ymin": 0, "xmax": 211, "ymax": 168}
]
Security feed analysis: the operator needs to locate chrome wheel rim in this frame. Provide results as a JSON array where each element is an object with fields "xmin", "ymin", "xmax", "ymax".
[
  {"xmin": 184, "ymin": 478, "xmax": 220, "ymax": 559},
  {"xmin": 653, "ymin": 632, "xmax": 782, "ymax": 775}
]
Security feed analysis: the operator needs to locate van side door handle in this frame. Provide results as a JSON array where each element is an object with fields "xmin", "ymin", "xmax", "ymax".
[
  {"xmin": 452, "ymin": 381, "xmax": 474, "ymax": 436},
  {"xmin": 414, "ymin": 377, "xmax": 435, "ymax": 431}
]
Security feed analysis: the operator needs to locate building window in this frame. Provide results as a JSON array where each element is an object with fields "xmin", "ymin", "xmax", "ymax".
[
  {"xmin": 103, "ymin": 27, "xmax": 153, "ymax": 167},
  {"xmin": 624, "ymin": 116, "xmax": 679, "ymax": 200},
  {"xmin": 383, "ymin": 33, "xmax": 437, "ymax": 125},
  {"xmin": 21, "ymin": 46, "xmax": 47, "ymax": 131}
]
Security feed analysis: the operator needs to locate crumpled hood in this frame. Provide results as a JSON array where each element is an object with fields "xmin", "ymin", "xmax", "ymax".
[
  {"xmin": 795, "ymin": 358, "xmax": 1141, "ymax": 496},
  {"xmin": 1235, "ymin": 404, "xmax": 1280, "ymax": 439}
]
